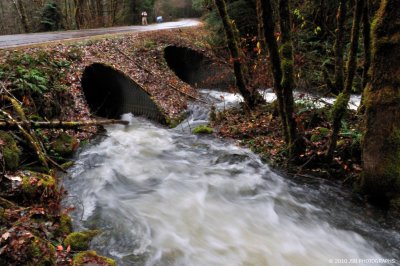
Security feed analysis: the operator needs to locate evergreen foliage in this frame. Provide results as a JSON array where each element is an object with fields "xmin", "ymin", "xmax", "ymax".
[{"xmin": 39, "ymin": 2, "xmax": 62, "ymax": 32}]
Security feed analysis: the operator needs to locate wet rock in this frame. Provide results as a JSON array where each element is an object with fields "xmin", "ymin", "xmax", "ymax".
[
  {"xmin": 21, "ymin": 171, "xmax": 56, "ymax": 200},
  {"xmin": 192, "ymin": 125, "xmax": 213, "ymax": 134},
  {"xmin": 64, "ymin": 230, "xmax": 100, "ymax": 251},
  {"xmin": 73, "ymin": 250, "xmax": 116, "ymax": 266}
]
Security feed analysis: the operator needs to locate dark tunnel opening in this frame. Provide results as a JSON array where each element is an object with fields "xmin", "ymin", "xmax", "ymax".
[
  {"xmin": 164, "ymin": 46, "xmax": 234, "ymax": 89},
  {"xmin": 81, "ymin": 63, "xmax": 165, "ymax": 123},
  {"xmin": 164, "ymin": 46, "xmax": 205, "ymax": 85}
]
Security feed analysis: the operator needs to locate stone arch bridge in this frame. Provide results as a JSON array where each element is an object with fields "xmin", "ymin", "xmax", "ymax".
[{"xmin": 0, "ymin": 26, "xmax": 233, "ymax": 125}]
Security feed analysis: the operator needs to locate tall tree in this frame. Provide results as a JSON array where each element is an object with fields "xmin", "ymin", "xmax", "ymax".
[
  {"xmin": 333, "ymin": 0, "xmax": 347, "ymax": 94},
  {"xmin": 213, "ymin": 0, "xmax": 257, "ymax": 107},
  {"xmin": 361, "ymin": 0, "xmax": 371, "ymax": 89},
  {"xmin": 279, "ymin": 0, "xmax": 303, "ymax": 158},
  {"xmin": 73, "ymin": 0, "xmax": 85, "ymax": 29},
  {"xmin": 326, "ymin": 0, "xmax": 364, "ymax": 161},
  {"xmin": 357, "ymin": 0, "xmax": 372, "ymax": 114},
  {"xmin": 12, "ymin": 0, "xmax": 31, "ymax": 33},
  {"xmin": 256, "ymin": 0, "xmax": 288, "ymax": 142},
  {"xmin": 256, "ymin": 0, "xmax": 304, "ymax": 157},
  {"xmin": 361, "ymin": 0, "xmax": 400, "ymax": 202},
  {"xmin": 95, "ymin": 0, "xmax": 105, "ymax": 26}
]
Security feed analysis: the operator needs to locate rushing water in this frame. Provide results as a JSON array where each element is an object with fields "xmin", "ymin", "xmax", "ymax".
[{"xmin": 64, "ymin": 94, "xmax": 399, "ymax": 266}]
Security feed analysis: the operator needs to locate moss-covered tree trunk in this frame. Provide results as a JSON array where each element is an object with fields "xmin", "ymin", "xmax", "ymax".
[
  {"xmin": 361, "ymin": 0, "xmax": 371, "ymax": 89},
  {"xmin": 326, "ymin": 0, "xmax": 364, "ymax": 161},
  {"xmin": 256, "ymin": 0, "xmax": 289, "ymax": 142},
  {"xmin": 214, "ymin": 0, "xmax": 257, "ymax": 108},
  {"xmin": 358, "ymin": 0, "xmax": 372, "ymax": 114},
  {"xmin": 279, "ymin": 0, "xmax": 303, "ymax": 158},
  {"xmin": 361, "ymin": 0, "xmax": 400, "ymax": 203},
  {"xmin": 333, "ymin": 0, "xmax": 347, "ymax": 94}
]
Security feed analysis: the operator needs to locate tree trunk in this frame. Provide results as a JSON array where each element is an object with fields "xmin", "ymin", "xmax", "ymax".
[
  {"xmin": 326, "ymin": 0, "xmax": 364, "ymax": 161},
  {"xmin": 333, "ymin": 0, "xmax": 347, "ymax": 94},
  {"xmin": 357, "ymin": 0, "xmax": 372, "ymax": 114},
  {"xmin": 95, "ymin": 0, "xmax": 104, "ymax": 26},
  {"xmin": 361, "ymin": 0, "xmax": 400, "ymax": 202},
  {"xmin": 0, "ymin": 1, "xmax": 5, "ymax": 34},
  {"xmin": 213, "ymin": 0, "xmax": 257, "ymax": 108},
  {"xmin": 73, "ymin": 0, "xmax": 84, "ymax": 29},
  {"xmin": 110, "ymin": 0, "xmax": 119, "ymax": 26},
  {"xmin": 255, "ymin": 0, "xmax": 266, "ymax": 52},
  {"xmin": 279, "ymin": 0, "xmax": 303, "ymax": 158},
  {"xmin": 12, "ymin": 0, "xmax": 31, "ymax": 33},
  {"xmin": 361, "ymin": 0, "xmax": 371, "ymax": 89},
  {"xmin": 256, "ymin": 0, "xmax": 289, "ymax": 142}
]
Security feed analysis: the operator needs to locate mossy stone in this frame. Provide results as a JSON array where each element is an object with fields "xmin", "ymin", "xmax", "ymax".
[
  {"xmin": 0, "ymin": 130, "xmax": 21, "ymax": 170},
  {"xmin": 64, "ymin": 230, "xmax": 100, "ymax": 251},
  {"xmin": 192, "ymin": 125, "xmax": 213, "ymax": 134},
  {"xmin": 73, "ymin": 250, "xmax": 116, "ymax": 266},
  {"xmin": 21, "ymin": 171, "xmax": 56, "ymax": 197},
  {"xmin": 51, "ymin": 132, "xmax": 78, "ymax": 157},
  {"xmin": 310, "ymin": 127, "xmax": 330, "ymax": 142}
]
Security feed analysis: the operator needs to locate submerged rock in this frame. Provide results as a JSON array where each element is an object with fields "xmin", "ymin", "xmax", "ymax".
[
  {"xmin": 64, "ymin": 230, "xmax": 100, "ymax": 251},
  {"xmin": 192, "ymin": 125, "xmax": 213, "ymax": 134}
]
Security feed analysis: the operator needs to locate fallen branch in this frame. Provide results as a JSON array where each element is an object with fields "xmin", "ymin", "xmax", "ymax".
[
  {"xmin": 0, "ymin": 109, "xmax": 49, "ymax": 170},
  {"xmin": 0, "ymin": 196, "xmax": 17, "ymax": 209},
  {"xmin": 0, "ymin": 119, "xmax": 129, "ymax": 129}
]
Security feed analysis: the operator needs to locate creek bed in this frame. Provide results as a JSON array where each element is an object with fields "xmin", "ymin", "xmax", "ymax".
[{"xmin": 63, "ymin": 95, "xmax": 399, "ymax": 266}]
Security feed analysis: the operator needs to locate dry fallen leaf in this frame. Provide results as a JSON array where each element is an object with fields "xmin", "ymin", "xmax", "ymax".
[{"xmin": 1, "ymin": 232, "xmax": 10, "ymax": 241}]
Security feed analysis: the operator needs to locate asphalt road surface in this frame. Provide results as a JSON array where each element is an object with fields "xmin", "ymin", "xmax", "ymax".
[{"xmin": 0, "ymin": 19, "xmax": 201, "ymax": 49}]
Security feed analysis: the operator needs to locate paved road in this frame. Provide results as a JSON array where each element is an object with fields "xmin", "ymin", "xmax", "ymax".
[{"xmin": 0, "ymin": 19, "xmax": 201, "ymax": 49}]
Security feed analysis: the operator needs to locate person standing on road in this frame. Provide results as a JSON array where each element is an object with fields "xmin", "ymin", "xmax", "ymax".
[{"xmin": 141, "ymin": 11, "xmax": 148, "ymax": 25}]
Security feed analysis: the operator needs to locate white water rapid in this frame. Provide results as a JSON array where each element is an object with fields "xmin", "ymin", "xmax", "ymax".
[{"xmin": 64, "ymin": 95, "xmax": 399, "ymax": 266}]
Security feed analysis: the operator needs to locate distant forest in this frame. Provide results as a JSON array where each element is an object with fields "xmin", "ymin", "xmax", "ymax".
[{"xmin": 0, "ymin": 0, "xmax": 201, "ymax": 35}]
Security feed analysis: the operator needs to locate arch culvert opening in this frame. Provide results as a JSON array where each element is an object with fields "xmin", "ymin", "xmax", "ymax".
[
  {"xmin": 82, "ymin": 63, "xmax": 165, "ymax": 123},
  {"xmin": 164, "ymin": 46, "xmax": 234, "ymax": 89}
]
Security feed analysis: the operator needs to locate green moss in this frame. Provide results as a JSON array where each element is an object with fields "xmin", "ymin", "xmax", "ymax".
[
  {"xmin": 51, "ymin": 132, "xmax": 78, "ymax": 157},
  {"xmin": 64, "ymin": 230, "xmax": 100, "ymax": 251},
  {"xmin": 27, "ymin": 236, "xmax": 56, "ymax": 266},
  {"xmin": 0, "ymin": 131, "xmax": 21, "ymax": 170},
  {"xmin": 55, "ymin": 214, "xmax": 73, "ymax": 237},
  {"xmin": 310, "ymin": 127, "xmax": 329, "ymax": 142},
  {"xmin": 364, "ymin": 84, "xmax": 400, "ymax": 108},
  {"xmin": 61, "ymin": 161, "xmax": 74, "ymax": 169},
  {"xmin": 192, "ymin": 125, "xmax": 214, "ymax": 134},
  {"xmin": 329, "ymin": 92, "xmax": 350, "ymax": 120},
  {"xmin": 21, "ymin": 171, "xmax": 56, "ymax": 197},
  {"xmin": 280, "ymin": 42, "xmax": 293, "ymax": 59},
  {"xmin": 382, "ymin": 129, "xmax": 400, "ymax": 190},
  {"xmin": 73, "ymin": 251, "xmax": 116, "ymax": 266}
]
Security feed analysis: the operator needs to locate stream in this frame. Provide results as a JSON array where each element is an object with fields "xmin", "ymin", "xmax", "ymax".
[{"xmin": 63, "ymin": 91, "xmax": 399, "ymax": 266}]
